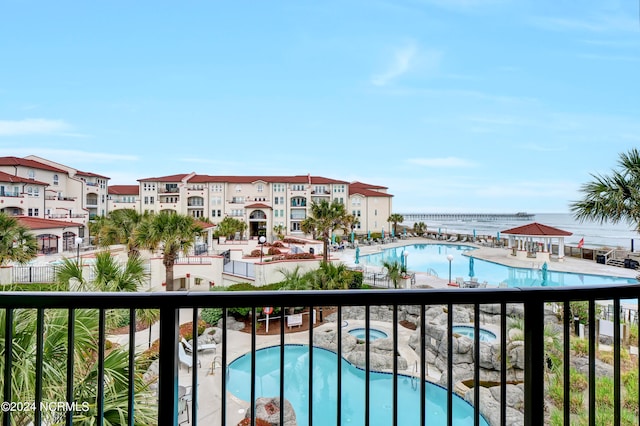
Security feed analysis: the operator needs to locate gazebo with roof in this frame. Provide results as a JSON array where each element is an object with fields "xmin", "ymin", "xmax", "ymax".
[{"xmin": 501, "ymin": 222, "xmax": 573, "ymax": 262}]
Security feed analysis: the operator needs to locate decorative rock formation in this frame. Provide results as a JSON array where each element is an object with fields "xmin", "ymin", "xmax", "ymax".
[{"xmin": 244, "ymin": 397, "xmax": 297, "ymax": 426}]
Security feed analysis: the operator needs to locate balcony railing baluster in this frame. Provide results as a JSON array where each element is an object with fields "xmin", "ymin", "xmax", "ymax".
[
  {"xmin": 474, "ymin": 303, "xmax": 481, "ymax": 426},
  {"xmin": 67, "ymin": 309, "xmax": 76, "ymax": 426},
  {"xmin": 500, "ymin": 301, "xmax": 507, "ymax": 426},
  {"xmin": 127, "ymin": 309, "xmax": 136, "ymax": 426},
  {"xmin": 3, "ymin": 308, "xmax": 13, "ymax": 426},
  {"xmin": 614, "ymin": 298, "xmax": 621, "ymax": 425},
  {"xmin": 563, "ymin": 300, "xmax": 571, "ymax": 426},
  {"xmin": 337, "ymin": 305, "xmax": 342, "ymax": 425},
  {"xmin": 447, "ymin": 302, "xmax": 453, "ymax": 426},
  {"xmin": 588, "ymin": 299, "xmax": 596, "ymax": 422},
  {"xmin": 392, "ymin": 304, "xmax": 398, "ymax": 426},
  {"xmin": 35, "ymin": 308, "xmax": 44, "ymax": 425},
  {"xmin": 365, "ymin": 304, "xmax": 370, "ymax": 426},
  {"xmin": 280, "ymin": 304, "xmax": 286, "ymax": 426}
]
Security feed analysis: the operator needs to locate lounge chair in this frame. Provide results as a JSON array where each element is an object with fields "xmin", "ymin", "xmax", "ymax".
[
  {"xmin": 182, "ymin": 337, "xmax": 216, "ymax": 354},
  {"xmin": 178, "ymin": 341, "xmax": 201, "ymax": 372}
]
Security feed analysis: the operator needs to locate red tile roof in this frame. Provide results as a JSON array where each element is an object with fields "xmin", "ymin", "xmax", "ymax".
[
  {"xmin": 0, "ymin": 156, "xmax": 68, "ymax": 174},
  {"xmin": 0, "ymin": 171, "xmax": 48, "ymax": 186},
  {"xmin": 245, "ymin": 203, "xmax": 272, "ymax": 209},
  {"xmin": 108, "ymin": 185, "xmax": 139, "ymax": 195},
  {"xmin": 349, "ymin": 181, "xmax": 392, "ymax": 198},
  {"xmin": 142, "ymin": 174, "xmax": 350, "ymax": 185},
  {"xmin": 76, "ymin": 170, "xmax": 110, "ymax": 179},
  {"xmin": 138, "ymin": 174, "xmax": 191, "ymax": 183},
  {"xmin": 16, "ymin": 216, "xmax": 83, "ymax": 230},
  {"xmin": 501, "ymin": 222, "xmax": 572, "ymax": 236}
]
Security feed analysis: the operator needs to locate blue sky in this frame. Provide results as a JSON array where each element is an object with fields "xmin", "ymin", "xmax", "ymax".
[{"xmin": 1, "ymin": 0, "xmax": 638, "ymax": 214}]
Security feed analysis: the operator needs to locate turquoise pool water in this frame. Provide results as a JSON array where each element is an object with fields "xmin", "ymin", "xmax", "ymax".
[
  {"xmin": 362, "ymin": 244, "xmax": 637, "ymax": 287},
  {"xmin": 348, "ymin": 327, "xmax": 388, "ymax": 341},
  {"xmin": 452, "ymin": 325, "xmax": 497, "ymax": 342},
  {"xmin": 227, "ymin": 345, "xmax": 489, "ymax": 426}
]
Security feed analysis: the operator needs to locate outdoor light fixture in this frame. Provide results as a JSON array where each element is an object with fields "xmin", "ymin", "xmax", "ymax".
[
  {"xmin": 258, "ymin": 235, "xmax": 267, "ymax": 263},
  {"xmin": 447, "ymin": 254, "xmax": 454, "ymax": 285},
  {"xmin": 75, "ymin": 236, "xmax": 83, "ymax": 266},
  {"xmin": 403, "ymin": 250, "xmax": 408, "ymax": 271}
]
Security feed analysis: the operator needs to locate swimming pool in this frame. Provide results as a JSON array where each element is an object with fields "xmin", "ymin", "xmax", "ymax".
[
  {"xmin": 362, "ymin": 244, "xmax": 638, "ymax": 287},
  {"xmin": 452, "ymin": 325, "xmax": 497, "ymax": 342},
  {"xmin": 227, "ymin": 345, "xmax": 489, "ymax": 426},
  {"xmin": 348, "ymin": 327, "xmax": 388, "ymax": 341}
]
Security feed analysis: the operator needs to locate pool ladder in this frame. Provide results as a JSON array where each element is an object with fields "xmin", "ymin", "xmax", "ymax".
[{"xmin": 411, "ymin": 361, "xmax": 419, "ymax": 391}]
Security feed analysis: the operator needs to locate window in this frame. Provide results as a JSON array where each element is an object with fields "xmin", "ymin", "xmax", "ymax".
[
  {"xmin": 150, "ymin": 196, "xmax": 154, "ymax": 204},
  {"xmin": 275, "ymin": 210, "xmax": 279, "ymax": 218},
  {"xmin": 28, "ymin": 169, "xmax": 35, "ymax": 179},
  {"xmin": 351, "ymin": 197, "xmax": 361, "ymax": 206},
  {"xmin": 28, "ymin": 208, "xmax": 39, "ymax": 217},
  {"xmin": 211, "ymin": 184, "xmax": 223, "ymax": 192},
  {"xmin": 334, "ymin": 184, "xmax": 345, "ymax": 193},
  {"xmin": 352, "ymin": 210, "xmax": 361, "ymax": 217},
  {"xmin": 291, "ymin": 222, "xmax": 301, "ymax": 231},
  {"xmin": 53, "ymin": 174, "xmax": 59, "ymax": 185},
  {"xmin": 291, "ymin": 184, "xmax": 305, "ymax": 191},
  {"xmin": 211, "ymin": 196, "xmax": 222, "ymax": 205},
  {"xmin": 257, "ymin": 184, "xmax": 264, "ymax": 192},
  {"xmin": 144, "ymin": 196, "xmax": 149, "ymax": 205},
  {"xmin": 273, "ymin": 183, "xmax": 284, "ymax": 192}
]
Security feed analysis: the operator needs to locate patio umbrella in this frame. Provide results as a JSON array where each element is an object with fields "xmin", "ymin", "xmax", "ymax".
[
  {"xmin": 541, "ymin": 262, "xmax": 548, "ymax": 285},
  {"xmin": 367, "ymin": 230, "xmax": 371, "ymax": 240},
  {"xmin": 391, "ymin": 227, "xmax": 395, "ymax": 238},
  {"xmin": 469, "ymin": 256, "xmax": 475, "ymax": 278},
  {"xmin": 331, "ymin": 234, "xmax": 336, "ymax": 244},
  {"xmin": 496, "ymin": 231, "xmax": 501, "ymax": 242},
  {"xmin": 473, "ymin": 229, "xmax": 476, "ymax": 239},
  {"xmin": 403, "ymin": 228, "xmax": 407, "ymax": 237},
  {"xmin": 355, "ymin": 247, "xmax": 360, "ymax": 264},
  {"xmin": 350, "ymin": 231, "xmax": 355, "ymax": 243},
  {"xmin": 382, "ymin": 228, "xmax": 385, "ymax": 239}
]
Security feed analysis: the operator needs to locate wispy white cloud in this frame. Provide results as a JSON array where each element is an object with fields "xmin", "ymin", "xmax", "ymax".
[
  {"xmin": 371, "ymin": 43, "xmax": 419, "ymax": 87},
  {"xmin": 407, "ymin": 157, "xmax": 476, "ymax": 167},
  {"xmin": 0, "ymin": 118, "xmax": 72, "ymax": 136}
]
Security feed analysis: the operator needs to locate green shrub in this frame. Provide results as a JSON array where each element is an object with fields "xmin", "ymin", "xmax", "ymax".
[
  {"xmin": 571, "ymin": 338, "xmax": 588, "ymax": 357},
  {"xmin": 570, "ymin": 367, "xmax": 588, "ymax": 393},
  {"xmin": 596, "ymin": 376, "xmax": 615, "ymax": 409},
  {"xmin": 348, "ymin": 270, "xmax": 363, "ymax": 289},
  {"xmin": 201, "ymin": 308, "xmax": 223, "ymax": 325}
]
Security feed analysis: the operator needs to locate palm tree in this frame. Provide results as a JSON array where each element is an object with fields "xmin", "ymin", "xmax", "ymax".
[
  {"xmin": 305, "ymin": 200, "xmax": 349, "ymax": 263},
  {"xmin": 92, "ymin": 251, "xmax": 148, "ymax": 292},
  {"xmin": 278, "ymin": 266, "xmax": 310, "ymax": 290},
  {"xmin": 570, "ymin": 148, "xmax": 640, "ymax": 232},
  {"xmin": 413, "ymin": 221, "xmax": 427, "ymax": 236},
  {"xmin": 93, "ymin": 209, "xmax": 149, "ymax": 258},
  {"xmin": 311, "ymin": 262, "xmax": 351, "ymax": 290},
  {"xmin": 136, "ymin": 308, "xmax": 161, "ymax": 348},
  {"xmin": 387, "ymin": 213, "xmax": 404, "ymax": 237},
  {"xmin": 382, "ymin": 260, "xmax": 403, "ymax": 289},
  {"xmin": 134, "ymin": 212, "xmax": 203, "ymax": 291},
  {"xmin": 0, "ymin": 213, "xmax": 38, "ymax": 265},
  {"xmin": 0, "ymin": 308, "xmax": 157, "ymax": 425}
]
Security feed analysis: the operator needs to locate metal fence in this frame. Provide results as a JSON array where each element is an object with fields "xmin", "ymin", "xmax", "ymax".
[
  {"xmin": 1, "ymin": 284, "xmax": 639, "ymax": 425},
  {"xmin": 222, "ymin": 260, "xmax": 255, "ymax": 278},
  {"xmin": 12, "ymin": 265, "xmax": 56, "ymax": 283}
]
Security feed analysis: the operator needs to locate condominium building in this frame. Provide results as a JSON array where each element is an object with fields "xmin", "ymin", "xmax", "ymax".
[
  {"xmin": 133, "ymin": 173, "xmax": 393, "ymax": 239},
  {"xmin": 0, "ymin": 155, "xmax": 110, "ymax": 252},
  {"xmin": 1, "ymin": 154, "xmax": 393, "ymax": 249}
]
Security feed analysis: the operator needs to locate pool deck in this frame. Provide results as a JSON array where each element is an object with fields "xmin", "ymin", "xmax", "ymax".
[
  {"xmin": 114, "ymin": 237, "xmax": 640, "ymax": 424},
  {"xmin": 332, "ymin": 237, "xmax": 640, "ymax": 289}
]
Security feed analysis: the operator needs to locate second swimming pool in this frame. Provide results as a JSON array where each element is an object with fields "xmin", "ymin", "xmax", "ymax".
[{"xmin": 361, "ymin": 244, "xmax": 637, "ymax": 287}]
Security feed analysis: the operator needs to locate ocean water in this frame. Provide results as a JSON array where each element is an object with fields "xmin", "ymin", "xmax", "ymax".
[{"xmin": 404, "ymin": 213, "xmax": 639, "ymax": 250}]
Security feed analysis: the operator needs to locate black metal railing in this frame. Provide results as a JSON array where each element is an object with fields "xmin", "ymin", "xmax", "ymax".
[{"xmin": 0, "ymin": 284, "xmax": 639, "ymax": 426}]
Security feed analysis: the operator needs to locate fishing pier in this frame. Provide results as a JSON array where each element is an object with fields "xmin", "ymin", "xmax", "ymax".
[{"xmin": 399, "ymin": 212, "xmax": 535, "ymax": 222}]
